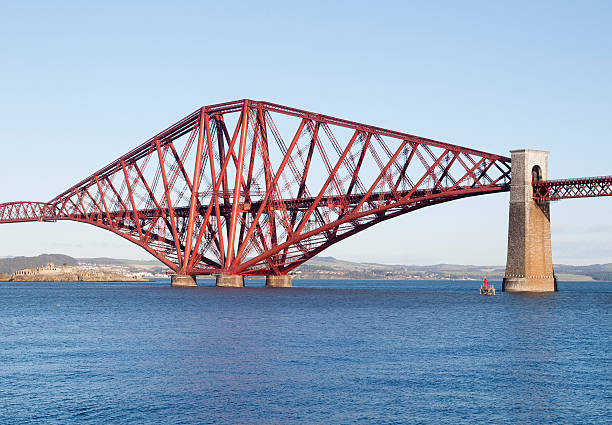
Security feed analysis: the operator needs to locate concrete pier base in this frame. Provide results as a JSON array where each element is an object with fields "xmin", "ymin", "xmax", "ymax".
[
  {"xmin": 502, "ymin": 276, "xmax": 557, "ymax": 292},
  {"xmin": 266, "ymin": 275, "xmax": 292, "ymax": 287},
  {"xmin": 171, "ymin": 275, "xmax": 197, "ymax": 287},
  {"xmin": 216, "ymin": 274, "xmax": 244, "ymax": 287},
  {"xmin": 503, "ymin": 149, "xmax": 556, "ymax": 292}
]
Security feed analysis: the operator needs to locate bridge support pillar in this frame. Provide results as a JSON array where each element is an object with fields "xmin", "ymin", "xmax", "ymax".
[
  {"xmin": 171, "ymin": 274, "xmax": 197, "ymax": 287},
  {"xmin": 503, "ymin": 149, "xmax": 557, "ymax": 292},
  {"xmin": 216, "ymin": 274, "xmax": 244, "ymax": 287},
  {"xmin": 266, "ymin": 275, "xmax": 292, "ymax": 287}
]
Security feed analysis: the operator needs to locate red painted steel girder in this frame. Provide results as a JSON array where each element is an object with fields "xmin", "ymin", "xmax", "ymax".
[
  {"xmin": 533, "ymin": 176, "xmax": 612, "ymax": 201},
  {"xmin": 0, "ymin": 99, "xmax": 512, "ymax": 276},
  {"xmin": 0, "ymin": 202, "xmax": 57, "ymax": 223}
]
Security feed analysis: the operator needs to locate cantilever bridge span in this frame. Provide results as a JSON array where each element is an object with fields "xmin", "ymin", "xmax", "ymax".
[
  {"xmin": 0, "ymin": 100, "xmax": 609, "ymax": 288},
  {"xmin": 0, "ymin": 100, "xmax": 512, "ymax": 280}
]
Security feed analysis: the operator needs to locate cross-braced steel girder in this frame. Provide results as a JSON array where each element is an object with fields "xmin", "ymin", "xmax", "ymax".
[
  {"xmin": 0, "ymin": 202, "xmax": 57, "ymax": 223},
  {"xmin": 533, "ymin": 176, "xmax": 612, "ymax": 201},
  {"xmin": 0, "ymin": 100, "xmax": 513, "ymax": 275}
]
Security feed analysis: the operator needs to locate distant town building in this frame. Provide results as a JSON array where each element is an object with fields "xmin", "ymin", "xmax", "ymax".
[{"xmin": 12, "ymin": 262, "xmax": 63, "ymax": 276}]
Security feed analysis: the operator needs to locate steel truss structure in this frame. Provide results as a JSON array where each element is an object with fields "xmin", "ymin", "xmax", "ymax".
[
  {"xmin": 0, "ymin": 100, "xmax": 512, "ymax": 276},
  {"xmin": 533, "ymin": 176, "xmax": 612, "ymax": 201}
]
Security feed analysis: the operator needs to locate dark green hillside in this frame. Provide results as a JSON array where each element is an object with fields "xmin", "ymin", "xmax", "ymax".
[{"xmin": 0, "ymin": 254, "xmax": 78, "ymax": 274}]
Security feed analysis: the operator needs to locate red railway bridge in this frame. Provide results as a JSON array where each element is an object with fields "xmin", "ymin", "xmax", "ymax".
[{"xmin": 1, "ymin": 100, "xmax": 610, "ymax": 290}]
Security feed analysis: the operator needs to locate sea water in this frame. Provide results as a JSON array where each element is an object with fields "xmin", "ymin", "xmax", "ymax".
[{"xmin": 0, "ymin": 279, "xmax": 610, "ymax": 424}]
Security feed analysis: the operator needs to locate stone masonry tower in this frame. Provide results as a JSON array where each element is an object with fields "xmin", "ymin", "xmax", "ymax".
[{"xmin": 503, "ymin": 149, "xmax": 557, "ymax": 292}]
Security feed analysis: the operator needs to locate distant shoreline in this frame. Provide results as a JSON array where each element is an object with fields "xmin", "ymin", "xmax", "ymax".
[{"xmin": 0, "ymin": 254, "xmax": 610, "ymax": 282}]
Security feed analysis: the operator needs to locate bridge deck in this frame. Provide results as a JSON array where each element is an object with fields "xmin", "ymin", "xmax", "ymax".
[{"xmin": 533, "ymin": 176, "xmax": 612, "ymax": 201}]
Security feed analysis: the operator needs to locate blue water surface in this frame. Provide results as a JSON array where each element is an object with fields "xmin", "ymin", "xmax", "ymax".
[{"xmin": 0, "ymin": 279, "xmax": 610, "ymax": 424}]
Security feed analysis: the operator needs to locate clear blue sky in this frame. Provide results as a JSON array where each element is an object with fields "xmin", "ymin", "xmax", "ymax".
[{"xmin": 1, "ymin": 0, "xmax": 610, "ymax": 265}]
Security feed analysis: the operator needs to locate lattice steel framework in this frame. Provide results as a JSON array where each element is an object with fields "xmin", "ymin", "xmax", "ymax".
[
  {"xmin": 0, "ymin": 202, "xmax": 57, "ymax": 223},
  {"xmin": 0, "ymin": 100, "xmax": 512, "ymax": 276},
  {"xmin": 533, "ymin": 176, "xmax": 612, "ymax": 201}
]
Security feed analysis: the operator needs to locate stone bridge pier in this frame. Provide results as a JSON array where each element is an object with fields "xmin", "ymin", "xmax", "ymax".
[
  {"xmin": 170, "ymin": 274, "xmax": 293, "ymax": 287},
  {"xmin": 503, "ymin": 149, "xmax": 557, "ymax": 292}
]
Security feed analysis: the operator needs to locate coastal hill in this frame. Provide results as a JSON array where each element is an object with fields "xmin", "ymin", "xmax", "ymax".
[
  {"xmin": 0, "ymin": 254, "xmax": 610, "ymax": 281},
  {"xmin": 297, "ymin": 257, "xmax": 612, "ymax": 281},
  {"xmin": 0, "ymin": 254, "xmax": 163, "ymax": 282},
  {"xmin": 0, "ymin": 254, "xmax": 77, "ymax": 274},
  {"xmin": 8, "ymin": 263, "xmax": 147, "ymax": 282}
]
